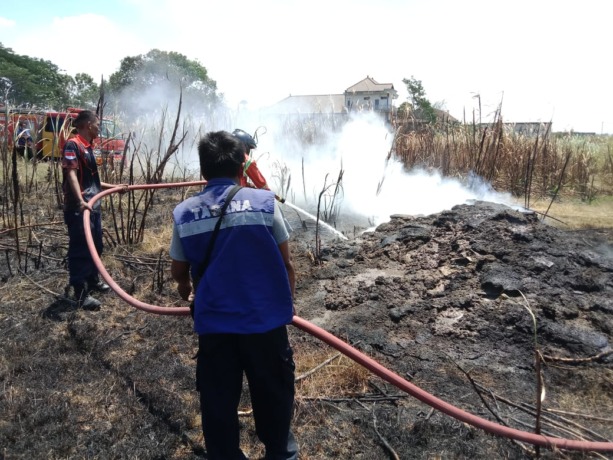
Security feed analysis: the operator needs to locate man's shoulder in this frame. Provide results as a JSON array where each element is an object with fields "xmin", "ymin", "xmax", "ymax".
[
  {"xmin": 239, "ymin": 187, "xmax": 275, "ymax": 206},
  {"xmin": 241, "ymin": 186, "xmax": 274, "ymax": 198},
  {"xmin": 63, "ymin": 138, "xmax": 80, "ymax": 150},
  {"xmin": 173, "ymin": 193, "xmax": 204, "ymax": 213}
]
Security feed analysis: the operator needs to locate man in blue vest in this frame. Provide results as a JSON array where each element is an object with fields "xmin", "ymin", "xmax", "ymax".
[{"xmin": 170, "ymin": 130, "xmax": 298, "ymax": 460}]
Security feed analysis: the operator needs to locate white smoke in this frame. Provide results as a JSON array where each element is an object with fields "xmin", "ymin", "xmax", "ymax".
[
  {"xmin": 251, "ymin": 111, "xmax": 517, "ymax": 226},
  {"xmin": 110, "ymin": 73, "xmax": 235, "ymax": 176},
  {"xmin": 113, "ymin": 82, "xmax": 517, "ymax": 227}
]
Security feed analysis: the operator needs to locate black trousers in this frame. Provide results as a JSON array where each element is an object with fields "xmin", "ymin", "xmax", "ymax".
[
  {"xmin": 15, "ymin": 146, "xmax": 34, "ymax": 159},
  {"xmin": 197, "ymin": 326, "xmax": 298, "ymax": 460},
  {"xmin": 64, "ymin": 210, "xmax": 103, "ymax": 286}
]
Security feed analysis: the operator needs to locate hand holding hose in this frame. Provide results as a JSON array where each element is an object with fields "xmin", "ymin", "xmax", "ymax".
[{"xmin": 79, "ymin": 200, "xmax": 93, "ymax": 212}]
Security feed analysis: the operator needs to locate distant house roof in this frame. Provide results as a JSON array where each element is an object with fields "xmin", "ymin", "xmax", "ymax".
[
  {"xmin": 345, "ymin": 76, "xmax": 396, "ymax": 95},
  {"xmin": 433, "ymin": 108, "xmax": 459, "ymax": 123},
  {"xmin": 265, "ymin": 94, "xmax": 346, "ymax": 115},
  {"xmin": 263, "ymin": 76, "xmax": 398, "ymax": 115}
]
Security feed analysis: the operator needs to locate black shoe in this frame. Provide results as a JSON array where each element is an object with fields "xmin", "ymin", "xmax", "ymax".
[
  {"xmin": 72, "ymin": 284, "xmax": 102, "ymax": 311},
  {"xmin": 87, "ymin": 278, "xmax": 111, "ymax": 293},
  {"xmin": 79, "ymin": 294, "xmax": 102, "ymax": 311}
]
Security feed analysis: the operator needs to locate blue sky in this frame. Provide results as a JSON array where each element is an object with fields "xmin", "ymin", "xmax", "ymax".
[{"xmin": 1, "ymin": 0, "xmax": 612, "ymax": 133}]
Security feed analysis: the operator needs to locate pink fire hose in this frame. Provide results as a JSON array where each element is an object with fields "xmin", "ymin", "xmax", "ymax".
[{"xmin": 83, "ymin": 183, "xmax": 613, "ymax": 453}]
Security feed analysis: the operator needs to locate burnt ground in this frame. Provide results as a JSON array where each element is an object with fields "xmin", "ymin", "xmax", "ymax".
[{"xmin": 1, "ymin": 194, "xmax": 613, "ymax": 460}]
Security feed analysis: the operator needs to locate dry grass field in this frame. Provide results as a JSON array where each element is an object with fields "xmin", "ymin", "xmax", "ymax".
[{"xmin": 1, "ymin": 122, "xmax": 612, "ymax": 459}]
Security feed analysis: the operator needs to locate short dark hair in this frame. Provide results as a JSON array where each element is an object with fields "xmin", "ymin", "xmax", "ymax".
[
  {"xmin": 73, "ymin": 110, "xmax": 98, "ymax": 128},
  {"xmin": 198, "ymin": 131, "xmax": 245, "ymax": 180}
]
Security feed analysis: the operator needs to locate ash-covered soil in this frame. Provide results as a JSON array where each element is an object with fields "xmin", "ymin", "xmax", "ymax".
[{"xmin": 1, "ymin": 198, "xmax": 612, "ymax": 459}]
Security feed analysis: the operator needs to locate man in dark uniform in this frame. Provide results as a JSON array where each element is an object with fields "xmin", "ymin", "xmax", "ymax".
[
  {"xmin": 15, "ymin": 121, "xmax": 33, "ymax": 159},
  {"xmin": 232, "ymin": 128, "xmax": 270, "ymax": 190},
  {"xmin": 61, "ymin": 110, "xmax": 116, "ymax": 310}
]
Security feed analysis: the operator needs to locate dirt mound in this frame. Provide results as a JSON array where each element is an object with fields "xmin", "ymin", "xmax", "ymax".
[
  {"xmin": 1, "ymin": 200, "xmax": 612, "ymax": 459},
  {"xmin": 291, "ymin": 201, "xmax": 613, "ymax": 458},
  {"xmin": 300, "ymin": 201, "xmax": 612, "ymax": 359}
]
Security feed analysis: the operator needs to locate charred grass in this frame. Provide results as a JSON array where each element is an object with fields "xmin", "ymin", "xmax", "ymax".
[
  {"xmin": 0, "ymin": 209, "xmax": 515, "ymax": 459},
  {"xmin": 3, "ymin": 204, "xmax": 612, "ymax": 458},
  {"xmin": 2, "ymin": 123, "xmax": 613, "ymax": 458}
]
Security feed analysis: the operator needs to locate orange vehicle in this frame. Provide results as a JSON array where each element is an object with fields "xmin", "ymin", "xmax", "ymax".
[
  {"xmin": 1, "ymin": 106, "xmax": 127, "ymax": 165},
  {"xmin": 37, "ymin": 107, "xmax": 128, "ymax": 166}
]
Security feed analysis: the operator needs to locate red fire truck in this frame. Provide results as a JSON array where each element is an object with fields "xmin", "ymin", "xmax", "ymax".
[
  {"xmin": 1, "ymin": 106, "xmax": 127, "ymax": 166},
  {"xmin": 37, "ymin": 108, "xmax": 128, "ymax": 166}
]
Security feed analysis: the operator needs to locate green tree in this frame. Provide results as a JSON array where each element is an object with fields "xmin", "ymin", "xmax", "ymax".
[
  {"xmin": 108, "ymin": 49, "xmax": 220, "ymax": 114},
  {"xmin": 397, "ymin": 101, "xmax": 412, "ymax": 119},
  {"xmin": 69, "ymin": 73, "xmax": 100, "ymax": 109},
  {"xmin": 402, "ymin": 76, "xmax": 437, "ymax": 123},
  {"xmin": 0, "ymin": 43, "xmax": 72, "ymax": 107}
]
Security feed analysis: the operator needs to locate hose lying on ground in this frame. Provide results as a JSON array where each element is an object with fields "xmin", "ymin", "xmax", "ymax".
[{"xmin": 82, "ymin": 183, "xmax": 613, "ymax": 453}]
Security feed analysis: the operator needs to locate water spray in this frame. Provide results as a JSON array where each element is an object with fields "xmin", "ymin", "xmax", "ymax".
[{"xmin": 283, "ymin": 200, "xmax": 348, "ymax": 240}]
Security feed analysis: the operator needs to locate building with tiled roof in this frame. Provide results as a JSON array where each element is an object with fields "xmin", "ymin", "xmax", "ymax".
[
  {"xmin": 265, "ymin": 76, "xmax": 398, "ymax": 121},
  {"xmin": 344, "ymin": 76, "xmax": 397, "ymax": 113}
]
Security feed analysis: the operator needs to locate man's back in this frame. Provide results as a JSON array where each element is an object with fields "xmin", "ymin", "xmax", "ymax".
[{"xmin": 172, "ymin": 179, "xmax": 293, "ymax": 334}]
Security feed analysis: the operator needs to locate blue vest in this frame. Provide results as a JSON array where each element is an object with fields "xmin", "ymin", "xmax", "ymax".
[{"xmin": 173, "ymin": 179, "xmax": 293, "ymax": 334}]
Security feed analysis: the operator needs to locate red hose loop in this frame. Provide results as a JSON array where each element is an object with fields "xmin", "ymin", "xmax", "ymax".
[
  {"xmin": 83, "ymin": 182, "xmax": 205, "ymax": 316},
  {"xmin": 82, "ymin": 183, "xmax": 613, "ymax": 453}
]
